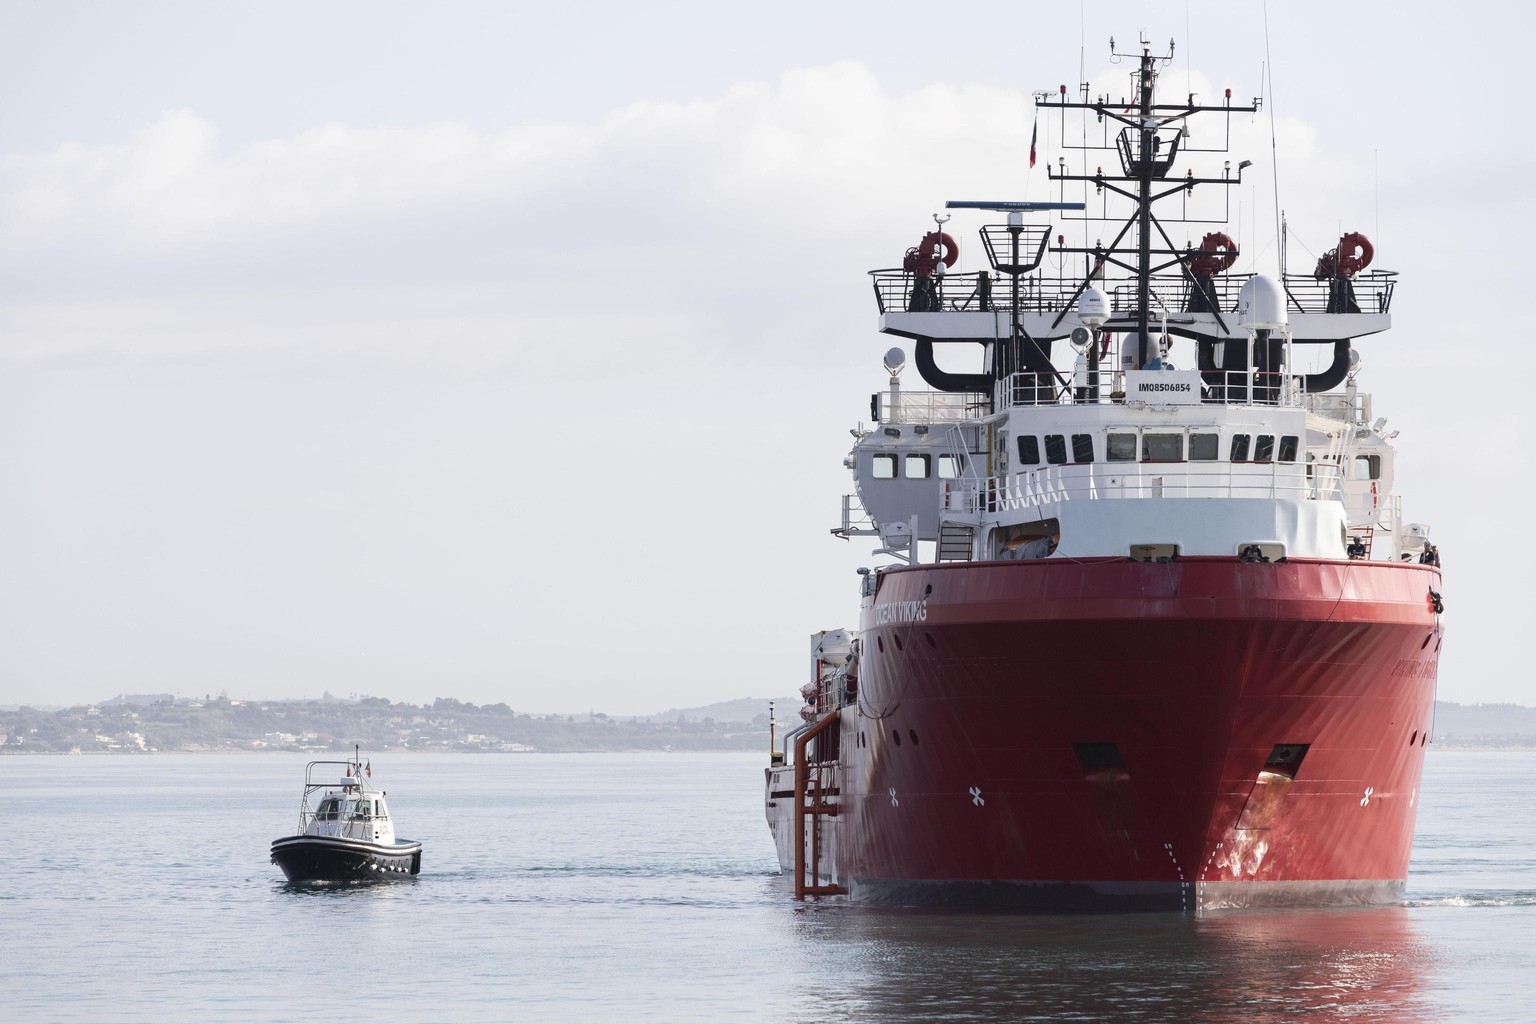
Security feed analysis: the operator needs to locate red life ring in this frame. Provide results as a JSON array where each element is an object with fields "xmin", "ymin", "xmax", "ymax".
[
  {"xmin": 903, "ymin": 231, "xmax": 960, "ymax": 277},
  {"xmin": 1313, "ymin": 232, "xmax": 1374, "ymax": 279},
  {"xmin": 1189, "ymin": 232, "xmax": 1238, "ymax": 276}
]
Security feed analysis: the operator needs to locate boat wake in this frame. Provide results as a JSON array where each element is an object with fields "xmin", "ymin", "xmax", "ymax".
[{"xmin": 1404, "ymin": 891, "xmax": 1536, "ymax": 908}]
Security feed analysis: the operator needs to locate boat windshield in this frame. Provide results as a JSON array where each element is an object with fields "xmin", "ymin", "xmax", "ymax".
[
  {"xmin": 315, "ymin": 797, "xmax": 340, "ymax": 821},
  {"xmin": 345, "ymin": 799, "xmax": 374, "ymax": 819}
]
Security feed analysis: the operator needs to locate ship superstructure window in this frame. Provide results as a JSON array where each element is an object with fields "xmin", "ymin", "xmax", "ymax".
[
  {"xmin": 1106, "ymin": 433, "xmax": 1137, "ymax": 461},
  {"xmin": 938, "ymin": 454, "xmax": 962, "ymax": 479},
  {"xmin": 872, "ymin": 454, "xmax": 897, "ymax": 479},
  {"xmin": 1044, "ymin": 435, "xmax": 1068, "ymax": 465},
  {"xmin": 1142, "ymin": 433, "xmax": 1183, "ymax": 462},
  {"xmin": 1189, "ymin": 433, "xmax": 1219, "ymax": 460},
  {"xmin": 904, "ymin": 454, "xmax": 931, "ymax": 479},
  {"xmin": 1071, "ymin": 434, "xmax": 1095, "ymax": 463},
  {"xmin": 1254, "ymin": 435, "xmax": 1276, "ymax": 462},
  {"xmin": 1230, "ymin": 434, "xmax": 1251, "ymax": 461},
  {"xmin": 1017, "ymin": 436, "xmax": 1040, "ymax": 465},
  {"xmin": 1278, "ymin": 435, "xmax": 1299, "ymax": 462},
  {"xmin": 1353, "ymin": 454, "xmax": 1382, "ymax": 480}
]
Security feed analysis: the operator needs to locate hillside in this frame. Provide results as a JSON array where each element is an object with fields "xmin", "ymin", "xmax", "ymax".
[{"xmin": 2, "ymin": 696, "xmax": 1531, "ymax": 754}]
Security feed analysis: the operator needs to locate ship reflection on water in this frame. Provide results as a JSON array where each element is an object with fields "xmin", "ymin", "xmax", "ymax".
[{"xmin": 789, "ymin": 904, "xmax": 1441, "ymax": 1023}]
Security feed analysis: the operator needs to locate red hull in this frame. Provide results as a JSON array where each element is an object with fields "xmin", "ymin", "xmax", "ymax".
[{"xmin": 842, "ymin": 556, "xmax": 1443, "ymax": 911}]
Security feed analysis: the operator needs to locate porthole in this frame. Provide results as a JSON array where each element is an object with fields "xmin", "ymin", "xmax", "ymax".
[
  {"xmin": 894, "ymin": 634, "xmax": 904, "ymax": 652},
  {"xmin": 876, "ymin": 635, "xmax": 885, "ymax": 653},
  {"xmin": 1410, "ymin": 730, "xmax": 1418, "ymax": 747},
  {"xmin": 892, "ymin": 729, "xmax": 902, "ymax": 747},
  {"xmin": 908, "ymin": 729, "xmax": 919, "ymax": 746},
  {"xmin": 925, "ymin": 633, "xmax": 937, "ymax": 649},
  {"xmin": 1421, "ymin": 633, "xmax": 1432, "ymax": 650},
  {"xmin": 1421, "ymin": 732, "xmax": 1428, "ymax": 747}
]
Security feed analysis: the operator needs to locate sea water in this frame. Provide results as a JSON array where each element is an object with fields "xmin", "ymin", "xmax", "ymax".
[{"xmin": 1, "ymin": 751, "xmax": 1531, "ymax": 1022}]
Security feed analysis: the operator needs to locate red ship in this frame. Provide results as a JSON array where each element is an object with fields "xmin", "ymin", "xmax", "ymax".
[{"xmin": 764, "ymin": 37, "xmax": 1444, "ymax": 912}]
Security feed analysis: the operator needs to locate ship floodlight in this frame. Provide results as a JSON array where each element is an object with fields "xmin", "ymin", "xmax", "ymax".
[
  {"xmin": 1069, "ymin": 326, "xmax": 1093, "ymax": 353},
  {"xmin": 883, "ymin": 347, "xmax": 907, "ymax": 376},
  {"xmin": 913, "ymin": 424, "xmax": 929, "ymax": 435},
  {"xmin": 883, "ymin": 426, "xmax": 901, "ymax": 439},
  {"xmin": 1238, "ymin": 159, "xmax": 1253, "ymax": 170},
  {"xmin": 1077, "ymin": 286, "xmax": 1111, "ymax": 328}
]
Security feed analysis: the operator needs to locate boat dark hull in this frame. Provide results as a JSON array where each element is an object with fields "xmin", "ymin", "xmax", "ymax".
[
  {"xmin": 270, "ymin": 835, "xmax": 422, "ymax": 883},
  {"xmin": 834, "ymin": 556, "xmax": 1443, "ymax": 912}
]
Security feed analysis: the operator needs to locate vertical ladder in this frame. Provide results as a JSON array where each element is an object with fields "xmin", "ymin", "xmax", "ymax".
[{"xmin": 793, "ymin": 713, "xmax": 847, "ymax": 898}]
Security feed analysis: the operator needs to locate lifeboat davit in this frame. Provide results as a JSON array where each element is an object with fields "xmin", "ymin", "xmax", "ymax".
[
  {"xmin": 1189, "ymin": 232, "xmax": 1238, "ymax": 276},
  {"xmin": 1313, "ymin": 231, "xmax": 1374, "ymax": 279},
  {"xmin": 903, "ymin": 231, "xmax": 959, "ymax": 277}
]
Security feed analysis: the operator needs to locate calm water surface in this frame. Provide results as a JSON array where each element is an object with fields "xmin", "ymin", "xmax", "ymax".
[{"xmin": 1, "ymin": 751, "xmax": 1531, "ymax": 1022}]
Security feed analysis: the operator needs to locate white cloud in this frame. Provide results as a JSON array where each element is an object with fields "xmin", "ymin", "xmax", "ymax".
[{"xmin": 0, "ymin": 60, "xmax": 1524, "ymax": 711}]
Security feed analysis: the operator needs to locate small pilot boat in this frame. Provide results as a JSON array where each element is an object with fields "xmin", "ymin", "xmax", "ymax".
[{"xmin": 270, "ymin": 751, "xmax": 422, "ymax": 882}]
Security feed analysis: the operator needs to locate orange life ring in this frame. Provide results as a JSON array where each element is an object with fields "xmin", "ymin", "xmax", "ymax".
[
  {"xmin": 1313, "ymin": 232, "xmax": 1374, "ymax": 280},
  {"xmin": 1189, "ymin": 232, "xmax": 1238, "ymax": 276},
  {"xmin": 903, "ymin": 231, "xmax": 960, "ymax": 277}
]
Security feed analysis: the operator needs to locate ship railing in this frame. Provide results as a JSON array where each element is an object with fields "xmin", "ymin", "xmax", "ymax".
[
  {"xmin": 871, "ymin": 268, "xmax": 1396, "ymax": 317},
  {"xmin": 870, "ymin": 269, "xmax": 1081, "ymax": 314},
  {"xmin": 941, "ymin": 461, "xmax": 1318, "ymax": 514},
  {"xmin": 1108, "ymin": 270, "xmax": 1397, "ymax": 317},
  {"xmin": 996, "ymin": 369, "xmax": 1306, "ymax": 410},
  {"xmin": 833, "ymin": 493, "xmax": 878, "ymax": 539},
  {"xmin": 879, "ymin": 390, "xmax": 990, "ymax": 425},
  {"xmin": 1279, "ymin": 270, "xmax": 1397, "ymax": 314}
]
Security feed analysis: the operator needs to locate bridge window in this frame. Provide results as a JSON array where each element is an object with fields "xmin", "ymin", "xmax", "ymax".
[
  {"xmin": 1353, "ymin": 455, "xmax": 1382, "ymax": 480},
  {"xmin": 1107, "ymin": 433, "xmax": 1137, "ymax": 462},
  {"xmin": 904, "ymin": 454, "xmax": 931, "ymax": 479},
  {"xmin": 1017, "ymin": 436, "xmax": 1040, "ymax": 465},
  {"xmin": 1142, "ymin": 433, "xmax": 1183, "ymax": 461},
  {"xmin": 1071, "ymin": 434, "xmax": 1095, "ymax": 463},
  {"xmin": 1230, "ymin": 434, "xmax": 1251, "ymax": 461},
  {"xmin": 1044, "ymin": 435, "xmax": 1068, "ymax": 465},
  {"xmin": 1254, "ymin": 435, "xmax": 1276, "ymax": 462},
  {"xmin": 872, "ymin": 454, "xmax": 897, "ymax": 479},
  {"xmin": 1189, "ymin": 433, "xmax": 1219, "ymax": 460},
  {"xmin": 1278, "ymin": 435, "xmax": 1299, "ymax": 462},
  {"xmin": 938, "ymin": 454, "xmax": 962, "ymax": 479}
]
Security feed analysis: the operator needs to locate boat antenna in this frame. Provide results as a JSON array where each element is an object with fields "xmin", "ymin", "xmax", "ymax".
[{"xmin": 1263, "ymin": 0, "xmax": 1283, "ymax": 275}]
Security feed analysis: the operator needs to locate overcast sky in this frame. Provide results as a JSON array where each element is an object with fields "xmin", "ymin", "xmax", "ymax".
[{"xmin": 0, "ymin": 1, "xmax": 1528, "ymax": 713}]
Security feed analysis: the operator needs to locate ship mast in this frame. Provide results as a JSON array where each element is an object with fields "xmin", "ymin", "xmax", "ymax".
[{"xmin": 1042, "ymin": 37, "xmax": 1260, "ymax": 373}]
